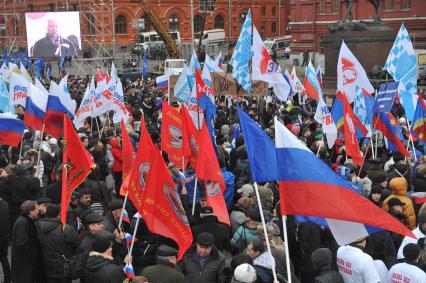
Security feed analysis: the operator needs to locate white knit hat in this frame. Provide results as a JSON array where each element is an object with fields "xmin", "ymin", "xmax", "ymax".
[{"xmin": 234, "ymin": 263, "xmax": 257, "ymax": 283}]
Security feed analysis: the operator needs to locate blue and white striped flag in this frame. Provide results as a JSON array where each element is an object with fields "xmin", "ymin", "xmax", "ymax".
[
  {"xmin": 354, "ymin": 85, "xmax": 371, "ymax": 136},
  {"xmin": 384, "ymin": 23, "xmax": 417, "ymax": 121},
  {"xmin": 230, "ymin": 10, "xmax": 252, "ymax": 94},
  {"xmin": 174, "ymin": 66, "xmax": 191, "ymax": 104},
  {"xmin": 204, "ymin": 54, "xmax": 223, "ymax": 73}
]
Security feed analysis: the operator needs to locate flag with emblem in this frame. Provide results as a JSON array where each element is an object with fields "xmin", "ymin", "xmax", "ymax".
[
  {"xmin": 384, "ymin": 23, "xmax": 417, "ymax": 121},
  {"xmin": 373, "ymin": 112, "xmax": 410, "ymax": 157},
  {"xmin": 230, "ymin": 9, "xmax": 252, "ymax": 94},
  {"xmin": 343, "ymin": 95, "xmax": 364, "ymax": 165},
  {"xmin": 61, "ymin": 114, "xmax": 95, "ymax": 223},
  {"xmin": 337, "ymin": 41, "xmax": 374, "ymax": 103}
]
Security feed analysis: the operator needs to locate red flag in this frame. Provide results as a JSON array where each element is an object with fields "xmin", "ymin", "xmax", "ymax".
[
  {"xmin": 195, "ymin": 69, "xmax": 205, "ymax": 100},
  {"xmin": 181, "ymin": 106, "xmax": 199, "ymax": 168},
  {"xmin": 142, "ymin": 148, "xmax": 193, "ymax": 259},
  {"xmin": 161, "ymin": 102, "xmax": 188, "ymax": 169},
  {"xmin": 342, "ymin": 95, "xmax": 363, "ymax": 166},
  {"xmin": 61, "ymin": 114, "xmax": 95, "ymax": 223},
  {"xmin": 96, "ymin": 69, "xmax": 110, "ymax": 84},
  {"xmin": 127, "ymin": 118, "xmax": 155, "ymax": 214},
  {"xmin": 196, "ymin": 121, "xmax": 230, "ymax": 225},
  {"xmin": 119, "ymin": 119, "xmax": 135, "ymax": 196}
]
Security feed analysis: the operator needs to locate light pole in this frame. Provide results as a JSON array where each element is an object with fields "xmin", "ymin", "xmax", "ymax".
[
  {"xmin": 190, "ymin": 0, "xmax": 195, "ymax": 46},
  {"xmin": 278, "ymin": 0, "xmax": 281, "ymax": 36}
]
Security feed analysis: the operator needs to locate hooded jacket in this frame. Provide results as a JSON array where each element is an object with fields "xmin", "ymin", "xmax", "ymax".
[
  {"xmin": 109, "ymin": 138, "xmax": 122, "ymax": 172},
  {"xmin": 311, "ymin": 248, "xmax": 344, "ymax": 283},
  {"xmin": 383, "ymin": 177, "xmax": 416, "ymax": 229},
  {"xmin": 36, "ymin": 217, "xmax": 80, "ymax": 278},
  {"xmin": 84, "ymin": 252, "xmax": 125, "ymax": 283},
  {"xmin": 230, "ymin": 220, "xmax": 259, "ymax": 247}
]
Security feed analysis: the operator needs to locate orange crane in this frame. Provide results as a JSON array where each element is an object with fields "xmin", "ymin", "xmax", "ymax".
[{"xmin": 132, "ymin": 0, "xmax": 180, "ymax": 58}]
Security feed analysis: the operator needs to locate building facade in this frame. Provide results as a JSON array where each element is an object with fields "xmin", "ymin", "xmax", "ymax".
[
  {"xmin": 0, "ymin": 0, "xmax": 288, "ymax": 51},
  {"xmin": 288, "ymin": 0, "xmax": 426, "ymax": 53}
]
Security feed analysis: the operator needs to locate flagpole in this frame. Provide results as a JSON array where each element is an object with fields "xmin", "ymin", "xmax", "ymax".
[
  {"xmin": 191, "ymin": 178, "xmax": 198, "ymax": 216},
  {"xmin": 281, "ymin": 215, "xmax": 292, "ymax": 283},
  {"xmin": 18, "ymin": 134, "xmax": 25, "ymax": 160},
  {"xmin": 370, "ymin": 137, "xmax": 375, "ymax": 160},
  {"xmin": 118, "ymin": 191, "xmax": 129, "ymax": 229},
  {"xmin": 406, "ymin": 119, "xmax": 417, "ymax": 162},
  {"xmin": 35, "ymin": 124, "xmax": 45, "ymax": 168},
  {"xmin": 316, "ymin": 137, "xmax": 323, "ymax": 156},
  {"xmin": 253, "ymin": 182, "xmax": 278, "ymax": 283},
  {"xmin": 128, "ymin": 213, "xmax": 140, "ymax": 256}
]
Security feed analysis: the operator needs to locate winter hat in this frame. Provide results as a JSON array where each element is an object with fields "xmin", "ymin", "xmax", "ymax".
[
  {"xmin": 49, "ymin": 138, "xmax": 58, "ymax": 146},
  {"xmin": 90, "ymin": 202, "xmax": 104, "ymax": 215},
  {"xmin": 233, "ymin": 263, "xmax": 257, "ymax": 283},
  {"xmin": 196, "ymin": 232, "xmax": 215, "ymax": 247},
  {"xmin": 237, "ymin": 197, "xmax": 252, "ymax": 211},
  {"xmin": 370, "ymin": 186, "xmax": 382, "ymax": 195},
  {"xmin": 258, "ymin": 186, "xmax": 274, "ymax": 210},
  {"xmin": 110, "ymin": 199, "xmax": 123, "ymax": 211},
  {"xmin": 389, "ymin": 177, "xmax": 408, "ymax": 192},
  {"xmin": 257, "ymin": 222, "xmax": 281, "ymax": 242},
  {"xmin": 46, "ymin": 204, "xmax": 60, "ymax": 218},
  {"xmin": 374, "ymin": 173, "xmax": 387, "ymax": 184},
  {"xmin": 403, "ymin": 243, "xmax": 420, "ymax": 261},
  {"xmin": 91, "ymin": 238, "xmax": 112, "ymax": 253},
  {"xmin": 237, "ymin": 184, "xmax": 255, "ymax": 197}
]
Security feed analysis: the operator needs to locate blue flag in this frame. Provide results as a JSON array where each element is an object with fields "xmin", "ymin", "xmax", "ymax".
[
  {"xmin": 3, "ymin": 51, "xmax": 9, "ymax": 66},
  {"xmin": 20, "ymin": 52, "xmax": 26, "ymax": 68},
  {"xmin": 142, "ymin": 52, "xmax": 148, "ymax": 78},
  {"xmin": 46, "ymin": 63, "xmax": 52, "ymax": 81},
  {"xmin": 13, "ymin": 51, "xmax": 18, "ymax": 65},
  {"xmin": 230, "ymin": 10, "xmax": 252, "ymax": 94},
  {"xmin": 36, "ymin": 59, "xmax": 45, "ymax": 80},
  {"xmin": 373, "ymin": 82, "xmax": 398, "ymax": 113},
  {"xmin": 237, "ymin": 106, "xmax": 278, "ymax": 182}
]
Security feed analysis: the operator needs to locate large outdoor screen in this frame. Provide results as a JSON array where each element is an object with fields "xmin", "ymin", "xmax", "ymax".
[{"xmin": 25, "ymin": 12, "xmax": 82, "ymax": 58}]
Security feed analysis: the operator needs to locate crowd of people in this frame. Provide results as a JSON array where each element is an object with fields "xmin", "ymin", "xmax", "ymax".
[{"xmin": 1, "ymin": 72, "xmax": 426, "ymax": 283}]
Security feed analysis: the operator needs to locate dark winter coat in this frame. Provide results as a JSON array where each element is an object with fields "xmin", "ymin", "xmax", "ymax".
[
  {"xmin": 45, "ymin": 181, "xmax": 61, "ymax": 205},
  {"xmin": 297, "ymin": 222, "xmax": 322, "ymax": 273},
  {"xmin": 311, "ymin": 248, "xmax": 344, "ymax": 283},
  {"xmin": 11, "ymin": 214, "xmax": 40, "ymax": 283},
  {"xmin": 192, "ymin": 215, "xmax": 231, "ymax": 252},
  {"xmin": 141, "ymin": 261, "xmax": 186, "ymax": 283},
  {"xmin": 36, "ymin": 217, "xmax": 80, "ymax": 278},
  {"xmin": 0, "ymin": 197, "xmax": 9, "ymax": 242},
  {"xmin": 84, "ymin": 252, "xmax": 125, "ymax": 283},
  {"xmin": 8, "ymin": 173, "xmax": 41, "ymax": 207},
  {"xmin": 365, "ymin": 230, "xmax": 397, "ymax": 268},
  {"xmin": 83, "ymin": 179, "xmax": 112, "ymax": 208},
  {"xmin": 176, "ymin": 243, "xmax": 226, "ymax": 283}
]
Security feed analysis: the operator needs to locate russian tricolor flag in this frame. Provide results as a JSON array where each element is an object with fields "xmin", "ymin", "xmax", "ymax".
[
  {"xmin": 123, "ymin": 262, "xmax": 135, "ymax": 278},
  {"xmin": 0, "ymin": 113, "xmax": 25, "ymax": 147},
  {"xmin": 237, "ymin": 106, "xmax": 414, "ymax": 246},
  {"xmin": 122, "ymin": 209, "xmax": 130, "ymax": 224},
  {"xmin": 124, "ymin": 233, "xmax": 137, "ymax": 245},
  {"xmin": 24, "ymin": 80, "xmax": 48, "ymax": 131},
  {"xmin": 156, "ymin": 73, "xmax": 169, "ymax": 91},
  {"xmin": 44, "ymin": 81, "xmax": 76, "ymax": 138}
]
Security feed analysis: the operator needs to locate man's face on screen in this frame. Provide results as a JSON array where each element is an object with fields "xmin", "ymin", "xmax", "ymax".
[{"xmin": 47, "ymin": 19, "xmax": 58, "ymax": 39}]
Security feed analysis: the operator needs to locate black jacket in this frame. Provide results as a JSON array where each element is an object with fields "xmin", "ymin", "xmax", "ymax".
[
  {"xmin": 8, "ymin": 173, "xmax": 41, "ymax": 207},
  {"xmin": 36, "ymin": 217, "xmax": 80, "ymax": 278},
  {"xmin": 84, "ymin": 252, "xmax": 125, "ymax": 283},
  {"xmin": 297, "ymin": 222, "xmax": 323, "ymax": 273},
  {"xmin": 45, "ymin": 181, "xmax": 61, "ymax": 205},
  {"xmin": 141, "ymin": 261, "xmax": 186, "ymax": 283},
  {"xmin": 365, "ymin": 230, "xmax": 397, "ymax": 268},
  {"xmin": 311, "ymin": 248, "xmax": 344, "ymax": 283},
  {"xmin": 176, "ymin": 243, "xmax": 226, "ymax": 283},
  {"xmin": 191, "ymin": 215, "xmax": 231, "ymax": 252},
  {"xmin": 11, "ymin": 214, "xmax": 40, "ymax": 283},
  {"xmin": 0, "ymin": 197, "xmax": 9, "ymax": 242}
]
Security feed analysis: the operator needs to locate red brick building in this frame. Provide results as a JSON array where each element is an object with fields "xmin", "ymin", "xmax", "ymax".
[
  {"xmin": 288, "ymin": 0, "xmax": 426, "ymax": 53},
  {"xmin": 0, "ymin": 0, "xmax": 288, "ymax": 50}
]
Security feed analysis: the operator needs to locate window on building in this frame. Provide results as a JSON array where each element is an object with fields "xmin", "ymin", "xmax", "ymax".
[
  {"xmin": 48, "ymin": 3, "xmax": 55, "ymax": 11},
  {"xmin": 0, "ymin": 16, "xmax": 5, "ymax": 37},
  {"xmin": 215, "ymin": 15, "xmax": 224, "ymax": 29},
  {"xmin": 261, "ymin": 6, "xmax": 266, "ymax": 16},
  {"xmin": 194, "ymin": 15, "xmax": 204, "ymax": 33},
  {"xmin": 385, "ymin": 0, "xmax": 394, "ymax": 10},
  {"xmin": 239, "ymin": 12, "xmax": 247, "ymax": 30},
  {"xmin": 260, "ymin": 24, "xmax": 266, "ymax": 37},
  {"xmin": 272, "ymin": 7, "xmax": 276, "ymax": 16},
  {"xmin": 401, "ymin": 0, "xmax": 411, "ymax": 9},
  {"xmin": 320, "ymin": 0, "xmax": 326, "ymax": 14},
  {"xmin": 168, "ymin": 16, "xmax": 179, "ymax": 32},
  {"xmin": 115, "ymin": 15, "xmax": 127, "ymax": 34},
  {"xmin": 87, "ymin": 13, "xmax": 95, "ymax": 35},
  {"xmin": 333, "ymin": 0, "xmax": 339, "ymax": 13},
  {"xmin": 271, "ymin": 22, "xmax": 276, "ymax": 34}
]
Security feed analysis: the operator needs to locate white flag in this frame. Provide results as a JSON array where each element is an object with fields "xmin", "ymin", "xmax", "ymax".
[
  {"xmin": 314, "ymin": 95, "xmax": 337, "ymax": 148},
  {"xmin": 337, "ymin": 41, "xmax": 374, "ymax": 103},
  {"xmin": 251, "ymin": 26, "xmax": 291, "ymax": 101},
  {"xmin": 74, "ymin": 76, "xmax": 95, "ymax": 129}
]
